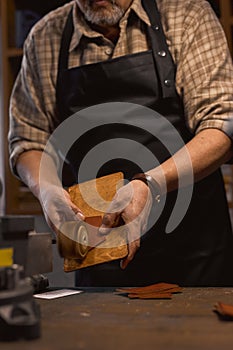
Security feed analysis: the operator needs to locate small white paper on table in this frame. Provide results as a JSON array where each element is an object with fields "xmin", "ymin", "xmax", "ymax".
[{"xmin": 34, "ymin": 289, "xmax": 83, "ymax": 300}]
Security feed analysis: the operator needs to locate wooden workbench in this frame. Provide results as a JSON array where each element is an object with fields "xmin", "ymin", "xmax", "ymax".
[{"xmin": 2, "ymin": 287, "xmax": 233, "ymax": 350}]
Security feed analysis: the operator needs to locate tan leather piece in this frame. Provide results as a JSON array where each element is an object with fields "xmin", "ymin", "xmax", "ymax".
[
  {"xmin": 68, "ymin": 172, "xmax": 124, "ymax": 217},
  {"xmin": 62, "ymin": 172, "xmax": 128, "ymax": 271},
  {"xmin": 116, "ymin": 282, "xmax": 183, "ymax": 300},
  {"xmin": 213, "ymin": 302, "xmax": 233, "ymax": 320}
]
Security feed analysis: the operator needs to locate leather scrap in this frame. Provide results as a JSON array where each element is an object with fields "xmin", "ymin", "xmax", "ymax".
[
  {"xmin": 84, "ymin": 216, "xmax": 106, "ymax": 247},
  {"xmin": 62, "ymin": 172, "xmax": 128, "ymax": 271},
  {"xmin": 116, "ymin": 282, "xmax": 182, "ymax": 294},
  {"xmin": 213, "ymin": 302, "xmax": 233, "ymax": 320},
  {"xmin": 116, "ymin": 282, "xmax": 182, "ymax": 299},
  {"xmin": 128, "ymin": 292, "xmax": 173, "ymax": 299}
]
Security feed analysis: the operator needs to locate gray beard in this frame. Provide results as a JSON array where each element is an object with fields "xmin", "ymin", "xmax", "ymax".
[{"xmin": 82, "ymin": 1, "xmax": 125, "ymax": 26}]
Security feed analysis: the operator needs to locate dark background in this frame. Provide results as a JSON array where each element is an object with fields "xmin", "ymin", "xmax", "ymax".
[{"xmin": 15, "ymin": 0, "xmax": 220, "ymax": 17}]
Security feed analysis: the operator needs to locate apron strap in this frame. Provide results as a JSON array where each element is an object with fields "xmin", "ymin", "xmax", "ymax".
[
  {"xmin": 57, "ymin": 1, "xmax": 177, "ymax": 99},
  {"xmin": 142, "ymin": 0, "xmax": 177, "ymax": 98},
  {"xmin": 56, "ymin": 8, "xmax": 73, "ymax": 108},
  {"xmin": 57, "ymin": 9, "xmax": 73, "ymax": 72}
]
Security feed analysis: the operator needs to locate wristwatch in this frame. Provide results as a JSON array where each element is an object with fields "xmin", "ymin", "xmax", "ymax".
[{"xmin": 131, "ymin": 173, "xmax": 161, "ymax": 204}]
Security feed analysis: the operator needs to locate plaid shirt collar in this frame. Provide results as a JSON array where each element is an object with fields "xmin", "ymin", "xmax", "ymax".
[{"xmin": 70, "ymin": 0, "xmax": 151, "ymax": 52}]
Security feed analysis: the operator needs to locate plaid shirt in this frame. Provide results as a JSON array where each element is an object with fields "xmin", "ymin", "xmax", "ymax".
[{"xmin": 9, "ymin": 0, "xmax": 233, "ymax": 174}]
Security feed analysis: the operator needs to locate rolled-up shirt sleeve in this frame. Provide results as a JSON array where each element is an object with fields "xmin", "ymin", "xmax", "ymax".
[
  {"xmin": 174, "ymin": 1, "xmax": 233, "ymax": 141},
  {"xmin": 8, "ymin": 28, "xmax": 59, "ymax": 176}
]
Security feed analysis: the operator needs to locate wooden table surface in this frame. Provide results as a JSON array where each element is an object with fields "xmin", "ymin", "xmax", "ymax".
[{"xmin": 2, "ymin": 287, "xmax": 233, "ymax": 350}]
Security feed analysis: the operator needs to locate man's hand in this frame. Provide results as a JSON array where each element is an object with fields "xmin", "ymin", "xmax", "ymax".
[
  {"xmin": 39, "ymin": 184, "xmax": 85, "ymax": 235},
  {"xmin": 99, "ymin": 180, "xmax": 153, "ymax": 269},
  {"xmin": 16, "ymin": 150, "xmax": 85, "ymax": 235}
]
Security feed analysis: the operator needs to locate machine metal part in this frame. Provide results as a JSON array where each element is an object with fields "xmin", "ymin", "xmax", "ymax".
[
  {"xmin": 0, "ymin": 265, "xmax": 40, "ymax": 341},
  {"xmin": 0, "ymin": 215, "xmax": 53, "ymax": 275},
  {"xmin": 0, "ymin": 215, "xmax": 53, "ymax": 340}
]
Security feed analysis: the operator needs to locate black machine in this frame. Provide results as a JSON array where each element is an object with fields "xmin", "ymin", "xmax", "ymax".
[
  {"xmin": 0, "ymin": 264, "xmax": 40, "ymax": 341},
  {"xmin": 0, "ymin": 214, "xmax": 53, "ymax": 341}
]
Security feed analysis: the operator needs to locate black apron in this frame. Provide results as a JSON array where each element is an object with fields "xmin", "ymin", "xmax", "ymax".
[{"xmin": 55, "ymin": 0, "xmax": 233, "ymax": 286}]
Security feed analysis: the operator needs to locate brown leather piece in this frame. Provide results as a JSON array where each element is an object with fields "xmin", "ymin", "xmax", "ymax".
[
  {"xmin": 84, "ymin": 216, "xmax": 106, "ymax": 247},
  {"xmin": 116, "ymin": 282, "xmax": 182, "ymax": 294},
  {"xmin": 128, "ymin": 292, "xmax": 173, "ymax": 299},
  {"xmin": 85, "ymin": 216, "xmax": 103, "ymax": 227},
  {"xmin": 116, "ymin": 282, "xmax": 183, "ymax": 300},
  {"xmin": 213, "ymin": 302, "xmax": 233, "ymax": 320},
  {"xmin": 62, "ymin": 172, "xmax": 128, "ymax": 271}
]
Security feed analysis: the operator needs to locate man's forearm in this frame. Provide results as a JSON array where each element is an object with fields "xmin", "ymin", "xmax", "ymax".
[
  {"xmin": 147, "ymin": 128, "xmax": 233, "ymax": 194},
  {"xmin": 16, "ymin": 129, "xmax": 233, "ymax": 199},
  {"xmin": 16, "ymin": 150, "xmax": 60, "ymax": 199}
]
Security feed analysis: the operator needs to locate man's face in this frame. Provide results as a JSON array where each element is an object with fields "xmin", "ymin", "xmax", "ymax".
[{"xmin": 76, "ymin": 0, "xmax": 133, "ymax": 26}]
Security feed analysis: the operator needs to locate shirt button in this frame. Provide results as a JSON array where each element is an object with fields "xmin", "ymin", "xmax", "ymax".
[
  {"xmin": 105, "ymin": 48, "xmax": 112, "ymax": 56},
  {"xmin": 152, "ymin": 25, "xmax": 160, "ymax": 31},
  {"xmin": 158, "ymin": 50, "xmax": 167, "ymax": 57},
  {"xmin": 164, "ymin": 79, "xmax": 171, "ymax": 87}
]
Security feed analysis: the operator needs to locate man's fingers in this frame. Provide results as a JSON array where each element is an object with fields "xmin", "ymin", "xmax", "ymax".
[
  {"xmin": 67, "ymin": 193, "xmax": 86, "ymax": 220},
  {"xmin": 120, "ymin": 238, "xmax": 140, "ymax": 269},
  {"xmin": 71, "ymin": 206, "xmax": 85, "ymax": 221},
  {"xmin": 76, "ymin": 211, "xmax": 85, "ymax": 221},
  {"xmin": 99, "ymin": 212, "xmax": 120, "ymax": 235}
]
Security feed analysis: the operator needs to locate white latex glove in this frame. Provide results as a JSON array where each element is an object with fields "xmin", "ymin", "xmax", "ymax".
[{"xmin": 99, "ymin": 180, "xmax": 152, "ymax": 269}]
